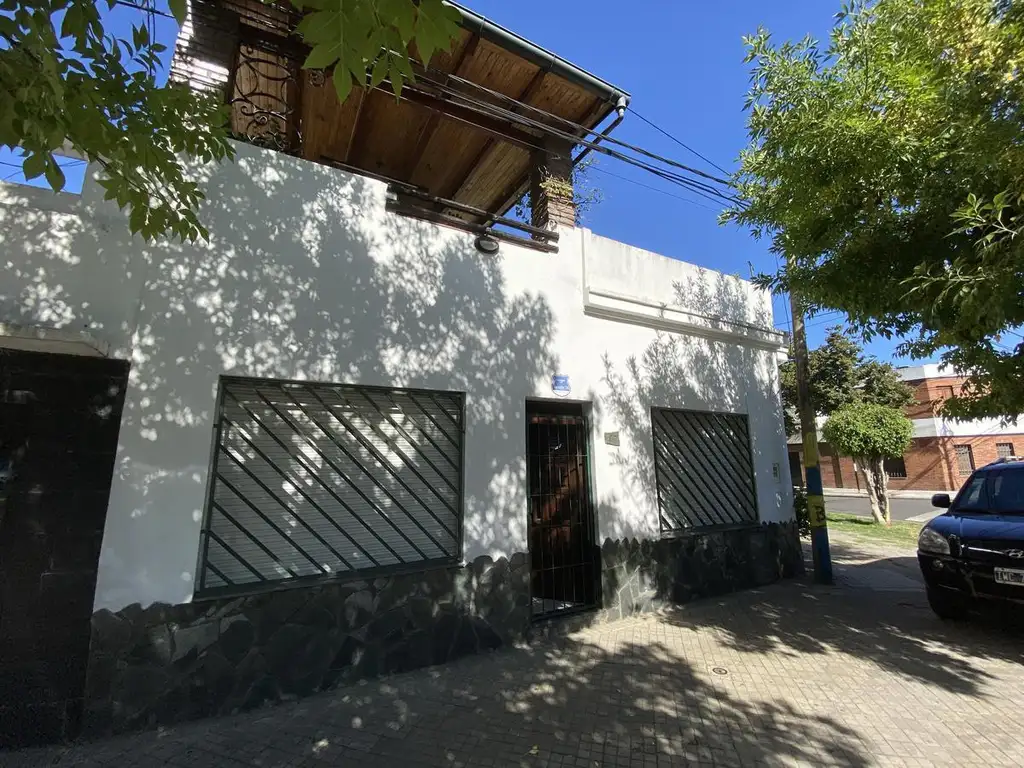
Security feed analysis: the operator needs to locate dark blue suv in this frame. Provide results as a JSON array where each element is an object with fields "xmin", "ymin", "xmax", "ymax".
[{"xmin": 918, "ymin": 457, "xmax": 1024, "ymax": 619}]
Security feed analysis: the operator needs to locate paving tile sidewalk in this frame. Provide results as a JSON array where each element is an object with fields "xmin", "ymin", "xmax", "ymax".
[{"xmin": 6, "ymin": 544, "xmax": 1024, "ymax": 768}]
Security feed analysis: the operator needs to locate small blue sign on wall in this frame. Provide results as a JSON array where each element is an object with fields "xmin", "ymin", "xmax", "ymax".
[{"xmin": 552, "ymin": 374, "xmax": 571, "ymax": 397}]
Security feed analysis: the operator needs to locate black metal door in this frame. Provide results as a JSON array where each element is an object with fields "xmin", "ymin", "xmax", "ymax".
[
  {"xmin": 526, "ymin": 401, "xmax": 598, "ymax": 619},
  {"xmin": 0, "ymin": 349, "xmax": 128, "ymax": 747}
]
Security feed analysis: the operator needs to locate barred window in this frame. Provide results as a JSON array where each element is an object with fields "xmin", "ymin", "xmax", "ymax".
[
  {"xmin": 997, "ymin": 442, "xmax": 1015, "ymax": 459},
  {"xmin": 651, "ymin": 408, "xmax": 758, "ymax": 533},
  {"xmin": 196, "ymin": 377, "xmax": 464, "ymax": 596},
  {"xmin": 883, "ymin": 456, "xmax": 907, "ymax": 478},
  {"xmin": 955, "ymin": 445, "xmax": 975, "ymax": 476}
]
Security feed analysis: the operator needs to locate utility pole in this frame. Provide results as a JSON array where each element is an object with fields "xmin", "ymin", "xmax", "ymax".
[{"xmin": 789, "ymin": 289, "xmax": 833, "ymax": 584}]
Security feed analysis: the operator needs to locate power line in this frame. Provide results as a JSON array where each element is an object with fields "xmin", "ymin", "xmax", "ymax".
[
  {"xmin": 804, "ymin": 312, "xmax": 846, "ymax": 330},
  {"xmin": 0, "ymin": 158, "xmax": 86, "ymax": 169},
  {"xmin": 588, "ymin": 166, "xmax": 719, "ymax": 211},
  {"xmin": 427, "ymin": 67, "xmax": 734, "ymax": 188},
  {"xmin": 413, "ymin": 68, "xmax": 739, "ymax": 204},
  {"xmin": 775, "ymin": 254, "xmax": 793, "ymax": 335},
  {"xmin": 114, "ymin": 0, "xmax": 175, "ymax": 20},
  {"xmin": 627, "ymin": 107, "xmax": 731, "ymax": 176}
]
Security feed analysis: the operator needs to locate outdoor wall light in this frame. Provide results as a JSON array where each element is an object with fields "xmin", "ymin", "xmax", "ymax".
[{"xmin": 474, "ymin": 234, "xmax": 500, "ymax": 255}]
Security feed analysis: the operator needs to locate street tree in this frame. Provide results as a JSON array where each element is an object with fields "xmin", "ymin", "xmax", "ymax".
[
  {"xmin": 0, "ymin": 0, "xmax": 460, "ymax": 240},
  {"xmin": 727, "ymin": 0, "xmax": 1024, "ymax": 422},
  {"xmin": 822, "ymin": 404, "xmax": 913, "ymax": 524},
  {"xmin": 779, "ymin": 328, "xmax": 915, "ymax": 435}
]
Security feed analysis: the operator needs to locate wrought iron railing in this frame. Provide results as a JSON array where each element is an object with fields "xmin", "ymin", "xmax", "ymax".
[{"xmin": 171, "ymin": 0, "xmax": 304, "ymax": 154}]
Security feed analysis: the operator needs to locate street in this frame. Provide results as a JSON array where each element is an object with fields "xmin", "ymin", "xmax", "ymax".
[{"xmin": 825, "ymin": 492, "xmax": 940, "ymax": 522}]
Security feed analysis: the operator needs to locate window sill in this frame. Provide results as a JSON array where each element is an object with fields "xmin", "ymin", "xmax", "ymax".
[{"xmin": 192, "ymin": 557, "xmax": 462, "ymax": 603}]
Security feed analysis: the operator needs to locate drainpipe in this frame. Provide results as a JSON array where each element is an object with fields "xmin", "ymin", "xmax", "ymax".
[{"xmin": 572, "ymin": 96, "xmax": 628, "ymax": 168}]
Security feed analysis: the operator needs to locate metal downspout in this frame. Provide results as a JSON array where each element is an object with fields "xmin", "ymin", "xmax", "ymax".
[{"xmin": 572, "ymin": 97, "xmax": 627, "ymax": 168}]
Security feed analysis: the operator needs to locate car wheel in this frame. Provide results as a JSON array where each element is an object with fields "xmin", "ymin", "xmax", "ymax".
[{"xmin": 927, "ymin": 586, "xmax": 969, "ymax": 620}]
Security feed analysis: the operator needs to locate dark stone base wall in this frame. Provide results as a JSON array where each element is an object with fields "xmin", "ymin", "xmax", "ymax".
[
  {"xmin": 82, "ymin": 521, "xmax": 802, "ymax": 738},
  {"xmin": 83, "ymin": 554, "xmax": 531, "ymax": 738},
  {"xmin": 595, "ymin": 521, "xmax": 804, "ymax": 623}
]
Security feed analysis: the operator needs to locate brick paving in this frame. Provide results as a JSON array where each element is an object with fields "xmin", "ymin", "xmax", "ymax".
[{"xmin": 6, "ymin": 535, "xmax": 1024, "ymax": 767}]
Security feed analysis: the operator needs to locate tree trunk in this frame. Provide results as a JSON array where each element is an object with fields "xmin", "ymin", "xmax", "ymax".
[
  {"xmin": 856, "ymin": 456, "xmax": 889, "ymax": 524},
  {"xmin": 877, "ymin": 460, "xmax": 891, "ymax": 525}
]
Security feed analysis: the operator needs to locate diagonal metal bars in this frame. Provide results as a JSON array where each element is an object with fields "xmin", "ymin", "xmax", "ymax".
[
  {"xmin": 197, "ymin": 377, "xmax": 464, "ymax": 594},
  {"xmin": 651, "ymin": 408, "xmax": 758, "ymax": 533}
]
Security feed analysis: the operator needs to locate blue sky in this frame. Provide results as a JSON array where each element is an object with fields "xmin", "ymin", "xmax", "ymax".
[
  {"xmin": 467, "ymin": 0, "xmax": 921, "ymax": 363},
  {"xmin": 1, "ymin": 0, "xmax": 922, "ymax": 363}
]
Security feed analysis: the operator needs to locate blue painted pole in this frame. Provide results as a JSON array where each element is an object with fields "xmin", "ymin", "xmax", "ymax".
[{"xmin": 789, "ymin": 285, "xmax": 833, "ymax": 584}]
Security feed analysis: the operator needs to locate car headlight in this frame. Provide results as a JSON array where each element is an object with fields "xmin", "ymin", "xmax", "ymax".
[{"xmin": 918, "ymin": 526, "xmax": 950, "ymax": 555}]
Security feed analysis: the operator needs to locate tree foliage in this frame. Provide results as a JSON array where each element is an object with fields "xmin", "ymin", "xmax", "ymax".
[
  {"xmin": 823, "ymin": 402, "xmax": 913, "ymax": 523},
  {"xmin": 0, "ymin": 0, "xmax": 460, "ymax": 240},
  {"xmin": 728, "ymin": 0, "xmax": 1024, "ymax": 421},
  {"xmin": 779, "ymin": 328, "xmax": 915, "ymax": 435},
  {"xmin": 823, "ymin": 404, "xmax": 913, "ymax": 462}
]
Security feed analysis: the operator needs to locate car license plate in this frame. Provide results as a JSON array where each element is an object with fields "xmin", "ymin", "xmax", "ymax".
[{"xmin": 994, "ymin": 567, "xmax": 1024, "ymax": 586}]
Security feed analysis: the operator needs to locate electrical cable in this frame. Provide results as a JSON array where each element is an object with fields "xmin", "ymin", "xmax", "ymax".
[
  {"xmin": 415, "ymin": 66, "xmax": 737, "ymax": 193},
  {"xmin": 403, "ymin": 77, "xmax": 739, "ymax": 205},
  {"xmin": 775, "ymin": 254, "xmax": 793, "ymax": 333},
  {"xmin": 389, "ymin": 75, "xmax": 738, "ymax": 206},
  {"xmin": 588, "ymin": 166, "xmax": 718, "ymax": 211},
  {"xmin": 627, "ymin": 107, "xmax": 731, "ymax": 176},
  {"xmin": 114, "ymin": 0, "xmax": 175, "ymax": 20},
  {"xmin": 804, "ymin": 312, "xmax": 846, "ymax": 330}
]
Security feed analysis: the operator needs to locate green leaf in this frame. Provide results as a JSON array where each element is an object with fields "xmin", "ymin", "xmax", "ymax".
[
  {"xmin": 304, "ymin": 42, "xmax": 342, "ymax": 71},
  {"xmin": 168, "ymin": 0, "xmax": 187, "ymax": 26},
  {"xmin": 44, "ymin": 158, "xmax": 66, "ymax": 191},
  {"xmin": 332, "ymin": 68, "xmax": 353, "ymax": 104},
  {"xmin": 370, "ymin": 56, "xmax": 389, "ymax": 89},
  {"xmin": 128, "ymin": 203, "xmax": 146, "ymax": 235},
  {"xmin": 132, "ymin": 23, "xmax": 149, "ymax": 50},
  {"xmin": 22, "ymin": 152, "xmax": 47, "ymax": 181}
]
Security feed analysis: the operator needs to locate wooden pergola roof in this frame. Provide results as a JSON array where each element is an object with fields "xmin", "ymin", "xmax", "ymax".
[{"xmin": 175, "ymin": 1, "xmax": 630, "ymax": 217}]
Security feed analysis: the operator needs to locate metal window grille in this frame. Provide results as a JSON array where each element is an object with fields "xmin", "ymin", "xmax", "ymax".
[
  {"xmin": 883, "ymin": 456, "xmax": 908, "ymax": 478},
  {"xmin": 197, "ymin": 377, "xmax": 464, "ymax": 596},
  {"xmin": 955, "ymin": 445, "xmax": 975, "ymax": 475},
  {"xmin": 997, "ymin": 442, "xmax": 1015, "ymax": 459},
  {"xmin": 651, "ymin": 408, "xmax": 758, "ymax": 533}
]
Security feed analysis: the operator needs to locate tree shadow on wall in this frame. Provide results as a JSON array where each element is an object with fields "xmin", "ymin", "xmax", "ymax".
[
  {"xmin": 0, "ymin": 144, "xmax": 558, "ymax": 608},
  {"xmin": 596, "ymin": 269, "xmax": 787, "ymax": 542}
]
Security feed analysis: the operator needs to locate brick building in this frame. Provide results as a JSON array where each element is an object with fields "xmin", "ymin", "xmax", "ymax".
[{"xmin": 789, "ymin": 364, "xmax": 1023, "ymax": 492}]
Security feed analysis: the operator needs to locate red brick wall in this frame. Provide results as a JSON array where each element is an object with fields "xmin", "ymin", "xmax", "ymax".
[
  {"xmin": 798, "ymin": 374, "xmax": 1022, "ymax": 491},
  {"xmin": 817, "ymin": 435, "xmax": 1022, "ymax": 492}
]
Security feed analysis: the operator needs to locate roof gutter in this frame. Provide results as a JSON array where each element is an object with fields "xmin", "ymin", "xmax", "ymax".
[{"xmin": 446, "ymin": 1, "xmax": 631, "ymax": 109}]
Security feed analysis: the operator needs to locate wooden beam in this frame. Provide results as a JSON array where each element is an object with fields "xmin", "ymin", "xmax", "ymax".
[
  {"xmin": 386, "ymin": 85, "xmax": 541, "ymax": 152},
  {"xmin": 446, "ymin": 69, "xmax": 547, "ymax": 200},
  {"xmin": 485, "ymin": 95, "xmax": 616, "ymax": 218},
  {"xmin": 404, "ymin": 34, "xmax": 481, "ymax": 179}
]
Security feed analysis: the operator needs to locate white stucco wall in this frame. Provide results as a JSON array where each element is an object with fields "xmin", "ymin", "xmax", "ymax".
[
  {"xmin": 0, "ymin": 142, "xmax": 792, "ymax": 612},
  {"xmin": 910, "ymin": 417, "xmax": 1024, "ymax": 439}
]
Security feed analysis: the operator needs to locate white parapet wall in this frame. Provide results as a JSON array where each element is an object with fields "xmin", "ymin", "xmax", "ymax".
[{"xmin": 0, "ymin": 142, "xmax": 793, "ymax": 612}]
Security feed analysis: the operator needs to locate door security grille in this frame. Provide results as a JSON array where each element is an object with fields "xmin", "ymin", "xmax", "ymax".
[
  {"xmin": 197, "ymin": 377, "xmax": 464, "ymax": 596},
  {"xmin": 651, "ymin": 408, "xmax": 758, "ymax": 533}
]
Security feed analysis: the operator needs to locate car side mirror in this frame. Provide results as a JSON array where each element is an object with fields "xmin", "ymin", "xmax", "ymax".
[{"xmin": 931, "ymin": 493, "xmax": 951, "ymax": 509}]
